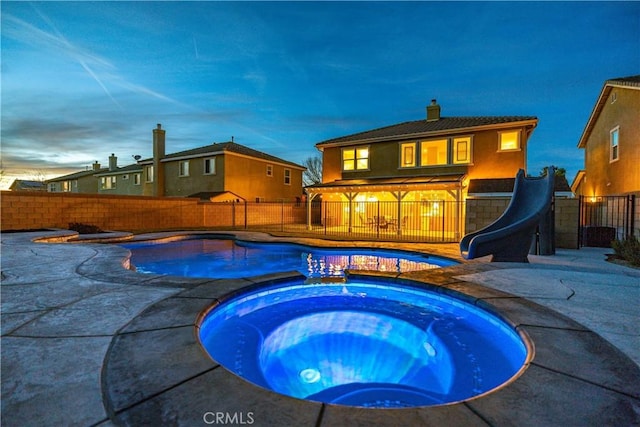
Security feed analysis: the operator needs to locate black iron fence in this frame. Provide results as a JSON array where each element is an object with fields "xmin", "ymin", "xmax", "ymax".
[
  {"xmin": 223, "ymin": 200, "xmax": 465, "ymax": 242},
  {"xmin": 578, "ymin": 195, "xmax": 637, "ymax": 247}
]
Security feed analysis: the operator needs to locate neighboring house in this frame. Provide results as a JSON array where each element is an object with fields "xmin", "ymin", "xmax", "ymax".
[
  {"xmin": 571, "ymin": 75, "xmax": 640, "ymax": 197},
  {"xmin": 306, "ymin": 100, "xmax": 538, "ymax": 236},
  {"xmin": 571, "ymin": 75, "xmax": 640, "ymax": 245},
  {"xmin": 94, "ymin": 154, "xmax": 143, "ymax": 196},
  {"xmin": 139, "ymin": 124, "xmax": 305, "ymax": 202},
  {"xmin": 9, "ymin": 179, "xmax": 46, "ymax": 192},
  {"xmin": 46, "ymin": 161, "xmax": 106, "ymax": 193}
]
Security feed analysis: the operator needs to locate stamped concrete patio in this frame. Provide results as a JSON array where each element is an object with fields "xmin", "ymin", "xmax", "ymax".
[{"xmin": 1, "ymin": 230, "xmax": 639, "ymax": 426}]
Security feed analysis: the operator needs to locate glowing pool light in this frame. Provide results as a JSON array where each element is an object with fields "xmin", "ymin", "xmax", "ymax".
[
  {"xmin": 198, "ymin": 280, "xmax": 529, "ymax": 408},
  {"xmin": 299, "ymin": 369, "xmax": 321, "ymax": 384}
]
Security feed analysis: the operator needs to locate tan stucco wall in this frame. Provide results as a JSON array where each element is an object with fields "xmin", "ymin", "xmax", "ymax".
[
  {"xmin": 163, "ymin": 158, "xmax": 224, "ymax": 197},
  {"xmin": 582, "ymin": 87, "xmax": 640, "ymax": 196},
  {"xmin": 223, "ymin": 154, "xmax": 303, "ymax": 201}
]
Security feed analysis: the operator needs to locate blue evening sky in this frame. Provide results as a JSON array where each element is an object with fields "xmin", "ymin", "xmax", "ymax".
[{"xmin": 1, "ymin": 1, "xmax": 638, "ymax": 189}]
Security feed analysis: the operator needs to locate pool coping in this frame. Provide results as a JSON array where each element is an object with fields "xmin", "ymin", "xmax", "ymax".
[{"xmin": 3, "ymin": 230, "xmax": 639, "ymax": 426}]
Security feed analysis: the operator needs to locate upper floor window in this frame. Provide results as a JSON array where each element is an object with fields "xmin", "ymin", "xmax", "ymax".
[
  {"xmin": 145, "ymin": 165, "xmax": 154, "ymax": 182},
  {"xmin": 266, "ymin": 164, "xmax": 273, "ymax": 177},
  {"xmin": 499, "ymin": 130, "xmax": 520, "ymax": 151},
  {"xmin": 342, "ymin": 146, "xmax": 369, "ymax": 171},
  {"xmin": 179, "ymin": 160, "xmax": 190, "ymax": 177},
  {"xmin": 400, "ymin": 142, "xmax": 416, "ymax": 168},
  {"xmin": 453, "ymin": 137, "xmax": 472, "ymax": 164},
  {"xmin": 420, "ymin": 139, "xmax": 448, "ymax": 166},
  {"xmin": 284, "ymin": 169, "xmax": 291, "ymax": 185},
  {"xmin": 133, "ymin": 173, "xmax": 141, "ymax": 185},
  {"xmin": 610, "ymin": 126, "xmax": 619, "ymax": 162},
  {"xmin": 204, "ymin": 157, "xmax": 216, "ymax": 175}
]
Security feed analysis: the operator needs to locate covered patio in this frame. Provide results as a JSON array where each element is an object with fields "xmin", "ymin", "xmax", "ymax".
[{"xmin": 305, "ymin": 175, "xmax": 467, "ymax": 242}]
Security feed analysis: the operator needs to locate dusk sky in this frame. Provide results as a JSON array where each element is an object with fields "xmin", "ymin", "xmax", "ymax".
[{"xmin": 1, "ymin": 1, "xmax": 638, "ymax": 189}]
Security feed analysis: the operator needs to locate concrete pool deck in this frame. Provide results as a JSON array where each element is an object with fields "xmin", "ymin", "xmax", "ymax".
[{"xmin": 1, "ymin": 230, "xmax": 639, "ymax": 426}]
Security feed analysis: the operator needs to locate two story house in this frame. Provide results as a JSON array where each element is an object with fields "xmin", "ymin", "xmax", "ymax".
[
  {"xmin": 571, "ymin": 75, "xmax": 639, "ymax": 244},
  {"xmin": 47, "ymin": 161, "xmax": 106, "ymax": 193},
  {"xmin": 572, "ymin": 75, "xmax": 640, "ymax": 197},
  {"xmin": 305, "ymin": 100, "xmax": 538, "ymax": 238},
  {"xmin": 94, "ymin": 155, "xmax": 144, "ymax": 196},
  {"xmin": 139, "ymin": 124, "xmax": 305, "ymax": 202}
]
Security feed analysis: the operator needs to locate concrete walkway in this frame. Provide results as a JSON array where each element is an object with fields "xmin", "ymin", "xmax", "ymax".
[{"xmin": 1, "ymin": 230, "xmax": 639, "ymax": 426}]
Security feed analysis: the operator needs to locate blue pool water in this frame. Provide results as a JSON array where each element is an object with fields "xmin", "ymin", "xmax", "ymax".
[
  {"xmin": 120, "ymin": 238, "xmax": 456, "ymax": 279},
  {"xmin": 198, "ymin": 279, "xmax": 529, "ymax": 408}
]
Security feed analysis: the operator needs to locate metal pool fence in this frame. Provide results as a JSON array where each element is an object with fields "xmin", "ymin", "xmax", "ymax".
[{"xmin": 220, "ymin": 200, "xmax": 465, "ymax": 243}]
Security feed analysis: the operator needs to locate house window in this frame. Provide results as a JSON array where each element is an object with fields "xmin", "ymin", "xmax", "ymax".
[
  {"xmin": 61, "ymin": 181, "xmax": 69, "ymax": 192},
  {"xmin": 453, "ymin": 137, "xmax": 472, "ymax": 164},
  {"xmin": 145, "ymin": 165, "xmax": 154, "ymax": 182},
  {"xmin": 400, "ymin": 142, "xmax": 416, "ymax": 168},
  {"xmin": 342, "ymin": 146, "xmax": 369, "ymax": 171},
  {"xmin": 204, "ymin": 158, "xmax": 216, "ymax": 175},
  {"xmin": 499, "ymin": 131, "xmax": 520, "ymax": 151},
  {"xmin": 101, "ymin": 176, "xmax": 116, "ymax": 190},
  {"xmin": 48, "ymin": 183, "xmax": 56, "ymax": 192},
  {"xmin": 610, "ymin": 126, "xmax": 619, "ymax": 162},
  {"xmin": 133, "ymin": 173, "xmax": 141, "ymax": 185},
  {"xmin": 420, "ymin": 139, "xmax": 448, "ymax": 166},
  {"xmin": 266, "ymin": 164, "xmax": 273, "ymax": 177},
  {"xmin": 179, "ymin": 160, "xmax": 190, "ymax": 177},
  {"xmin": 284, "ymin": 169, "xmax": 291, "ymax": 185}
]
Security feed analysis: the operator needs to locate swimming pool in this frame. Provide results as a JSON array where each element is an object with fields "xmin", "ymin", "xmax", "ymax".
[
  {"xmin": 121, "ymin": 237, "xmax": 457, "ymax": 279},
  {"xmin": 198, "ymin": 278, "xmax": 530, "ymax": 407}
]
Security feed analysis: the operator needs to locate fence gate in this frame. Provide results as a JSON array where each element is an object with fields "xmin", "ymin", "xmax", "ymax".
[{"xmin": 578, "ymin": 195, "xmax": 637, "ymax": 247}]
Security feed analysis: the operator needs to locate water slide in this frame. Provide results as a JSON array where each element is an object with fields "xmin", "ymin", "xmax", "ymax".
[{"xmin": 460, "ymin": 167, "xmax": 555, "ymax": 262}]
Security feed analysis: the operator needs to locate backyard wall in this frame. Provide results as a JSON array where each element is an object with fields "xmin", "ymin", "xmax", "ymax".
[
  {"xmin": 465, "ymin": 197, "xmax": 579, "ymax": 249},
  {"xmin": 0, "ymin": 191, "xmax": 305, "ymax": 232}
]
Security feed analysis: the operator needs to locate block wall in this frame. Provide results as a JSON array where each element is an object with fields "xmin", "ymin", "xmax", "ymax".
[
  {"xmin": 1, "ymin": 191, "xmax": 308, "ymax": 232},
  {"xmin": 465, "ymin": 197, "xmax": 579, "ymax": 249}
]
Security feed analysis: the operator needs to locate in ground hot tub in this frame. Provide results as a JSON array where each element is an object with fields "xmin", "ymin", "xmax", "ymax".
[{"xmin": 198, "ymin": 279, "xmax": 531, "ymax": 408}]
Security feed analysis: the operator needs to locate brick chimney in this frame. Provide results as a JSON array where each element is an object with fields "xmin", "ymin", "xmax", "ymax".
[
  {"xmin": 108, "ymin": 153, "xmax": 117, "ymax": 171},
  {"xmin": 426, "ymin": 99, "xmax": 441, "ymax": 121},
  {"xmin": 152, "ymin": 123, "xmax": 166, "ymax": 197},
  {"xmin": 92, "ymin": 161, "xmax": 101, "ymax": 171}
]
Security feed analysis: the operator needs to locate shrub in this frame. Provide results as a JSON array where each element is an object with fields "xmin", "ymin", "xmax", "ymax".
[
  {"xmin": 68, "ymin": 222, "xmax": 103, "ymax": 234},
  {"xmin": 611, "ymin": 236, "xmax": 640, "ymax": 267}
]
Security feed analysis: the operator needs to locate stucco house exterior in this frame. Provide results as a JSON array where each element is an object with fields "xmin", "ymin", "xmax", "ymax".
[
  {"xmin": 305, "ymin": 100, "xmax": 538, "ymax": 238},
  {"xmin": 94, "ymin": 155, "xmax": 144, "ymax": 196},
  {"xmin": 139, "ymin": 124, "xmax": 305, "ymax": 202},
  {"xmin": 571, "ymin": 75, "xmax": 640, "ymax": 197},
  {"xmin": 570, "ymin": 75, "xmax": 639, "ymax": 245},
  {"xmin": 46, "ymin": 161, "xmax": 106, "ymax": 193}
]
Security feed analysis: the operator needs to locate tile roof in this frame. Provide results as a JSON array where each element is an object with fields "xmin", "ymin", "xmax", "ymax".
[
  {"xmin": 606, "ymin": 75, "xmax": 640, "ymax": 87},
  {"xmin": 46, "ymin": 168, "xmax": 107, "ymax": 182},
  {"xmin": 468, "ymin": 175, "xmax": 572, "ymax": 194},
  {"xmin": 141, "ymin": 141, "xmax": 305, "ymax": 169},
  {"xmin": 317, "ymin": 116, "xmax": 538, "ymax": 146},
  {"xmin": 94, "ymin": 163, "xmax": 142, "ymax": 176}
]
